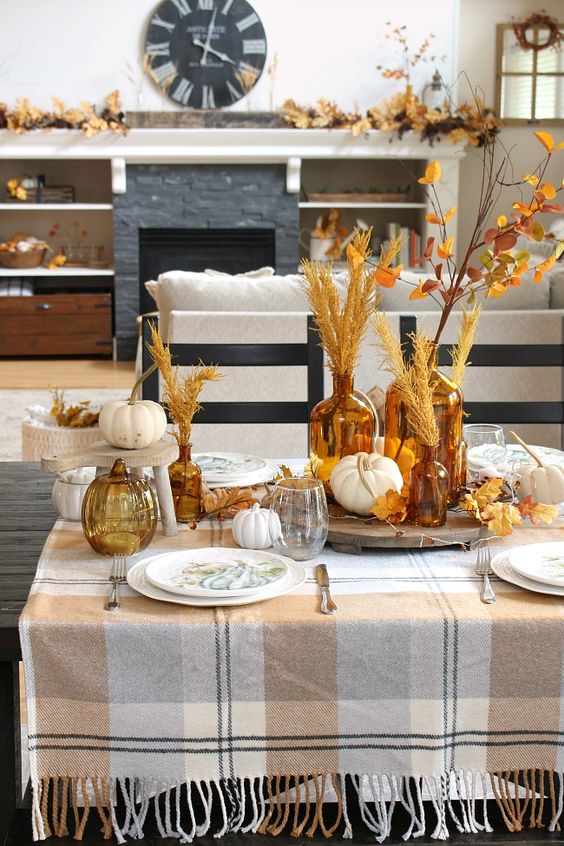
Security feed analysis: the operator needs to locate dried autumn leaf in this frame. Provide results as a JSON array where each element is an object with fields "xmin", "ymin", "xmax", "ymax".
[
  {"xmin": 202, "ymin": 487, "xmax": 258, "ymax": 516},
  {"xmin": 534, "ymin": 254, "xmax": 557, "ymax": 282},
  {"xmin": 516, "ymin": 495, "xmax": 558, "ymax": 526},
  {"xmin": 497, "ymin": 214, "xmax": 508, "ymax": 228},
  {"xmin": 409, "ymin": 280, "xmax": 428, "ymax": 300},
  {"xmin": 474, "ymin": 477, "xmax": 505, "ymax": 511},
  {"xmin": 418, "ymin": 160, "xmax": 442, "ymax": 184},
  {"xmin": 534, "ymin": 130, "xmax": 554, "ymax": 153},
  {"xmin": 346, "ymin": 241, "xmax": 365, "ymax": 269},
  {"xmin": 539, "ymin": 182, "xmax": 557, "ymax": 200},
  {"xmin": 278, "ymin": 464, "xmax": 294, "ymax": 479},
  {"xmin": 458, "ymin": 493, "xmax": 481, "ymax": 521},
  {"xmin": 370, "ymin": 488, "xmax": 408, "ymax": 523},
  {"xmin": 375, "ymin": 264, "xmax": 402, "ymax": 288},
  {"xmin": 481, "ymin": 501, "xmax": 522, "ymax": 537},
  {"xmin": 437, "ymin": 236, "xmax": 454, "ymax": 259},
  {"xmin": 521, "ymin": 174, "xmax": 539, "ymax": 187}
]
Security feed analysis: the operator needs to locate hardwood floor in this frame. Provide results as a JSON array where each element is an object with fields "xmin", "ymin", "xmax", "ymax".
[{"xmin": 0, "ymin": 359, "xmax": 136, "ymax": 389}]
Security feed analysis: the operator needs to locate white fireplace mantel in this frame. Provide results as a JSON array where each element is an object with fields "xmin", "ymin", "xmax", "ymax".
[{"xmin": 0, "ymin": 128, "xmax": 466, "ymax": 194}]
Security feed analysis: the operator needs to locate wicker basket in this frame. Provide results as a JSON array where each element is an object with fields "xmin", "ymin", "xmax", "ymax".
[
  {"xmin": 0, "ymin": 248, "xmax": 47, "ymax": 269},
  {"xmin": 22, "ymin": 421, "xmax": 102, "ymax": 461}
]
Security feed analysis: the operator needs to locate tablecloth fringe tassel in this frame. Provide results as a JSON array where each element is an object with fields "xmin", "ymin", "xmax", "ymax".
[{"xmin": 29, "ymin": 768, "xmax": 563, "ymax": 841}]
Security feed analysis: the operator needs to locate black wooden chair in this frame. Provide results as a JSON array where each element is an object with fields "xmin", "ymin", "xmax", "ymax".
[
  {"xmin": 399, "ymin": 314, "xmax": 564, "ymax": 433},
  {"xmin": 141, "ymin": 313, "xmax": 324, "ymax": 432}
]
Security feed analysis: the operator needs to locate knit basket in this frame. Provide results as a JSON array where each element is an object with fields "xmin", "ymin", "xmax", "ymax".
[{"xmin": 22, "ymin": 420, "xmax": 102, "ymax": 461}]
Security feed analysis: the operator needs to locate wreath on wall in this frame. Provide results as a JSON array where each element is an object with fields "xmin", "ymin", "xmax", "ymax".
[{"xmin": 512, "ymin": 11, "xmax": 562, "ymax": 52}]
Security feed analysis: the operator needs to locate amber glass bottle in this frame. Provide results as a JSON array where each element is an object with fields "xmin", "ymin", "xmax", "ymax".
[
  {"xmin": 168, "ymin": 443, "xmax": 202, "ymax": 523},
  {"xmin": 310, "ymin": 373, "xmax": 375, "ymax": 497},
  {"xmin": 384, "ymin": 345, "xmax": 463, "ymax": 501},
  {"xmin": 409, "ymin": 444, "xmax": 448, "ymax": 527}
]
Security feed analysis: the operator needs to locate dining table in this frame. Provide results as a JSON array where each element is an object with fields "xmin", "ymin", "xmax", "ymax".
[{"xmin": 0, "ymin": 460, "xmax": 563, "ymax": 845}]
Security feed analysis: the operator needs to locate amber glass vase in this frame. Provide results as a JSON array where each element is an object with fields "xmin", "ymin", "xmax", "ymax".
[
  {"xmin": 81, "ymin": 458, "xmax": 157, "ymax": 555},
  {"xmin": 310, "ymin": 373, "xmax": 375, "ymax": 497},
  {"xmin": 409, "ymin": 445, "xmax": 448, "ymax": 527},
  {"xmin": 384, "ymin": 345, "xmax": 463, "ymax": 501},
  {"xmin": 169, "ymin": 443, "xmax": 202, "ymax": 523}
]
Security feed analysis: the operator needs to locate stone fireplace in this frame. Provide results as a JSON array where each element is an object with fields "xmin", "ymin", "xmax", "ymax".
[{"xmin": 113, "ymin": 163, "xmax": 298, "ymax": 359}]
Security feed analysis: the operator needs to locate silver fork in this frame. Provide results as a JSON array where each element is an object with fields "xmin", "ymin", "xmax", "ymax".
[
  {"xmin": 476, "ymin": 546, "xmax": 496, "ymax": 604},
  {"xmin": 105, "ymin": 555, "xmax": 127, "ymax": 612}
]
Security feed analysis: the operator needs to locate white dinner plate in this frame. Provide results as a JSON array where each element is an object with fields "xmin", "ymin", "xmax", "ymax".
[
  {"xmin": 193, "ymin": 452, "xmax": 267, "ymax": 481},
  {"xmin": 507, "ymin": 542, "xmax": 564, "ymax": 588},
  {"xmin": 204, "ymin": 462, "xmax": 279, "ymax": 490},
  {"xmin": 490, "ymin": 550, "xmax": 564, "ymax": 597},
  {"xmin": 145, "ymin": 547, "xmax": 289, "ymax": 598},
  {"xmin": 127, "ymin": 554, "xmax": 306, "ymax": 607},
  {"xmin": 468, "ymin": 443, "xmax": 564, "ymax": 477}
]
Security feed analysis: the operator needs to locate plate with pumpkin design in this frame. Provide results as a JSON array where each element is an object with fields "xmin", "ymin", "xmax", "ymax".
[{"xmin": 144, "ymin": 547, "xmax": 290, "ymax": 598}]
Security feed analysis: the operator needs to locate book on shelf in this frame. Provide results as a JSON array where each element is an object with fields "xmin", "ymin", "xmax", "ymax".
[{"xmin": 384, "ymin": 223, "xmax": 421, "ymax": 269}]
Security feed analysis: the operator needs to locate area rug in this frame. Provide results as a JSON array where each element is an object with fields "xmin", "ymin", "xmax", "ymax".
[{"xmin": 0, "ymin": 389, "xmax": 126, "ymax": 461}]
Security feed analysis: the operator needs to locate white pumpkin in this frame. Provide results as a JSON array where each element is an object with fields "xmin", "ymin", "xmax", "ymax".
[
  {"xmin": 509, "ymin": 431, "xmax": 564, "ymax": 505},
  {"xmin": 515, "ymin": 463, "xmax": 564, "ymax": 504},
  {"xmin": 99, "ymin": 399, "xmax": 167, "ymax": 449},
  {"xmin": 232, "ymin": 503, "xmax": 281, "ymax": 549},
  {"xmin": 330, "ymin": 451, "xmax": 403, "ymax": 516},
  {"xmin": 51, "ymin": 468, "xmax": 95, "ymax": 521}
]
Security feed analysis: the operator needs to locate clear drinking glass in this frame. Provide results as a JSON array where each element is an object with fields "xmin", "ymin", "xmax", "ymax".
[
  {"xmin": 269, "ymin": 477, "xmax": 328, "ymax": 561},
  {"xmin": 464, "ymin": 423, "xmax": 507, "ymax": 482}
]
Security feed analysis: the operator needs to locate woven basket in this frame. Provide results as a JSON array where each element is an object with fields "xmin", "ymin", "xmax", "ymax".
[
  {"xmin": 22, "ymin": 421, "xmax": 102, "ymax": 461},
  {"xmin": 0, "ymin": 248, "xmax": 47, "ymax": 269}
]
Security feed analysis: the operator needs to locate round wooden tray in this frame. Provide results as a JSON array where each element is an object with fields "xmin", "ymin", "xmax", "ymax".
[{"xmin": 327, "ymin": 504, "xmax": 490, "ymax": 554}]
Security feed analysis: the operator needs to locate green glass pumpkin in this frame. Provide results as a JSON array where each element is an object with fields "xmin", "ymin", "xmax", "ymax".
[{"xmin": 81, "ymin": 458, "xmax": 157, "ymax": 555}]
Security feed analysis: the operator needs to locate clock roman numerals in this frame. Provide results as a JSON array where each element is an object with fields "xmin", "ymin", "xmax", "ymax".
[
  {"xmin": 236, "ymin": 11, "xmax": 259, "ymax": 31},
  {"xmin": 151, "ymin": 61, "xmax": 177, "ymax": 85},
  {"xmin": 201, "ymin": 85, "xmax": 216, "ymax": 108},
  {"xmin": 221, "ymin": 0, "xmax": 234, "ymax": 12},
  {"xmin": 242, "ymin": 39, "xmax": 266, "ymax": 54},
  {"xmin": 152, "ymin": 14, "xmax": 176, "ymax": 32},
  {"xmin": 226, "ymin": 80, "xmax": 242, "ymax": 102},
  {"xmin": 170, "ymin": 0, "xmax": 192, "ymax": 17},
  {"xmin": 172, "ymin": 77, "xmax": 195, "ymax": 105},
  {"xmin": 146, "ymin": 41, "xmax": 171, "ymax": 57},
  {"xmin": 198, "ymin": 0, "xmax": 214, "ymax": 8},
  {"xmin": 237, "ymin": 60, "xmax": 260, "ymax": 80}
]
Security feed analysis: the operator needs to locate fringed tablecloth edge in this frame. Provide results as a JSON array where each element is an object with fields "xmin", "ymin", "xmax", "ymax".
[{"xmin": 30, "ymin": 768, "xmax": 563, "ymax": 842}]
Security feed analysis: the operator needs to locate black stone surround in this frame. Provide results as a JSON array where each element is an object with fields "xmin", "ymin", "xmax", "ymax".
[{"xmin": 113, "ymin": 163, "xmax": 299, "ymax": 360}]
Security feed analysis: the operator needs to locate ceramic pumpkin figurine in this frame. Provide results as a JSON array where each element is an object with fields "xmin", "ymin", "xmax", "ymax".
[{"xmin": 330, "ymin": 451, "xmax": 403, "ymax": 516}]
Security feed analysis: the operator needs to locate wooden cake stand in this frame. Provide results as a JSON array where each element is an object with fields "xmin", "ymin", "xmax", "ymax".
[
  {"xmin": 41, "ymin": 440, "xmax": 179, "ymax": 537},
  {"xmin": 327, "ymin": 505, "xmax": 490, "ymax": 554}
]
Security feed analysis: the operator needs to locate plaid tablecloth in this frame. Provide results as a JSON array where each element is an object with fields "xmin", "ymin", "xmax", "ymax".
[{"xmin": 20, "ymin": 519, "xmax": 564, "ymax": 842}]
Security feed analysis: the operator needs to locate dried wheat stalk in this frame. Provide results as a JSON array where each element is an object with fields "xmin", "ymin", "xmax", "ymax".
[
  {"xmin": 450, "ymin": 305, "xmax": 481, "ymax": 387},
  {"xmin": 301, "ymin": 228, "xmax": 384, "ymax": 376},
  {"xmin": 147, "ymin": 324, "xmax": 222, "ymax": 447},
  {"xmin": 373, "ymin": 313, "xmax": 439, "ymax": 446}
]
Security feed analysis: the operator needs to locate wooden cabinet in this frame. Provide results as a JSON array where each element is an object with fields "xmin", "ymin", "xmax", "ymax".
[{"xmin": 0, "ymin": 293, "xmax": 112, "ymax": 356}]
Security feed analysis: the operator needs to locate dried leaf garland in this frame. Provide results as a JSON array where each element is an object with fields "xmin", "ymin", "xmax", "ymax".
[
  {"xmin": 0, "ymin": 91, "xmax": 127, "ymax": 135},
  {"xmin": 50, "ymin": 389, "xmax": 99, "ymax": 428},
  {"xmin": 370, "ymin": 486, "xmax": 409, "ymax": 523},
  {"xmin": 458, "ymin": 477, "xmax": 557, "ymax": 536},
  {"xmin": 202, "ymin": 486, "xmax": 259, "ymax": 519}
]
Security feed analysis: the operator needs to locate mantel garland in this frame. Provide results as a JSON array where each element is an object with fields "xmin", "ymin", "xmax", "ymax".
[{"xmin": 0, "ymin": 91, "xmax": 128, "ymax": 135}]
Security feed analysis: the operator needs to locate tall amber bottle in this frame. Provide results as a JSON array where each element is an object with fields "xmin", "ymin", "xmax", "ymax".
[
  {"xmin": 168, "ymin": 443, "xmax": 202, "ymax": 523},
  {"xmin": 384, "ymin": 345, "xmax": 463, "ymax": 502},
  {"xmin": 310, "ymin": 373, "xmax": 375, "ymax": 497}
]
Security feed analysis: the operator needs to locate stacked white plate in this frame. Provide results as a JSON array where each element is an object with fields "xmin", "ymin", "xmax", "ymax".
[
  {"xmin": 490, "ymin": 541, "xmax": 564, "ymax": 597},
  {"xmin": 193, "ymin": 452, "xmax": 278, "ymax": 489},
  {"xmin": 127, "ymin": 547, "xmax": 306, "ymax": 607}
]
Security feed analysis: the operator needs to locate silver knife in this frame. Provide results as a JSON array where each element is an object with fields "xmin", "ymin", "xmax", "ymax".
[{"xmin": 316, "ymin": 564, "xmax": 337, "ymax": 615}]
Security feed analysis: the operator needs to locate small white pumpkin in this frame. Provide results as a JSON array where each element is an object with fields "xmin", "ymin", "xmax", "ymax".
[
  {"xmin": 99, "ymin": 365, "xmax": 167, "ymax": 450},
  {"xmin": 232, "ymin": 503, "xmax": 281, "ymax": 549},
  {"xmin": 52, "ymin": 468, "xmax": 95, "ymax": 521},
  {"xmin": 510, "ymin": 431, "xmax": 564, "ymax": 504},
  {"xmin": 330, "ymin": 451, "xmax": 403, "ymax": 516}
]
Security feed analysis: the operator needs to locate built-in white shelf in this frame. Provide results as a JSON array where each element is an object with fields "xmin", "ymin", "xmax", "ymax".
[
  {"xmin": 0, "ymin": 267, "xmax": 114, "ymax": 277},
  {"xmin": 0, "ymin": 203, "xmax": 113, "ymax": 211},
  {"xmin": 299, "ymin": 201, "xmax": 427, "ymax": 209}
]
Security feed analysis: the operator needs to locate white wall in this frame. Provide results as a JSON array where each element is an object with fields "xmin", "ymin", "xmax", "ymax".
[
  {"xmin": 457, "ymin": 0, "xmax": 563, "ymax": 248},
  {"xmin": 0, "ymin": 0, "xmax": 456, "ymax": 112}
]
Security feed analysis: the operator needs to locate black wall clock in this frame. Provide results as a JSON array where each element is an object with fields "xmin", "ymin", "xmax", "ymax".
[{"xmin": 144, "ymin": 0, "xmax": 267, "ymax": 109}]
